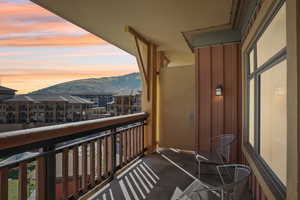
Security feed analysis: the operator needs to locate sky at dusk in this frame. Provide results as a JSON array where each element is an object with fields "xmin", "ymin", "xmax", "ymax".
[{"xmin": 0, "ymin": 0, "xmax": 138, "ymax": 94}]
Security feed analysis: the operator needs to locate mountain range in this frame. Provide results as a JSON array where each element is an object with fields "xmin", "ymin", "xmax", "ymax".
[{"xmin": 30, "ymin": 73, "xmax": 141, "ymax": 95}]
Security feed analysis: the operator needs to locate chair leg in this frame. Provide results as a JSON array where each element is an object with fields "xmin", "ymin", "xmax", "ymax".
[{"xmin": 198, "ymin": 161, "xmax": 201, "ymax": 179}]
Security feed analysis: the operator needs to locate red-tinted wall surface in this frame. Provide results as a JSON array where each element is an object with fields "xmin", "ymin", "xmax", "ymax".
[
  {"xmin": 195, "ymin": 43, "xmax": 269, "ymax": 200},
  {"xmin": 195, "ymin": 43, "xmax": 242, "ymax": 162}
]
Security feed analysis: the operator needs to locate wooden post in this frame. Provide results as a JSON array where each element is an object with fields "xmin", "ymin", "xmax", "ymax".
[
  {"xmin": 36, "ymin": 157, "xmax": 46, "ymax": 200},
  {"xmin": 72, "ymin": 146, "xmax": 79, "ymax": 196},
  {"xmin": 142, "ymin": 44, "xmax": 158, "ymax": 153},
  {"xmin": 111, "ymin": 129, "xmax": 117, "ymax": 175},
  {"xmin": 82, "ymin": 143, "xmax": 88, "ymax": 191},
  {"xmin": 19, "ymin": 162, "xmax": 28, "ymax": 200},
  {"xmin": 62, "ymin": 150, "xmax": 69, "ymax": 199},
  {"xmin": 43, "ymin": 145, "xmax": 56, "ymax": 200},
  {"xmin": 90, "ymin": 142, "xmax": 95, "ymax": 186},
  {"xmin": 96, "ymin": 139, "xmax": 102, "ymax": 180},
  {"xmin": 0, "ymin": 168, "xmax": 8, "ymax": 200}
]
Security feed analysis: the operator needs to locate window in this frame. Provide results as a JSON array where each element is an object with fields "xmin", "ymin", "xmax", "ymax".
[
  {"xmin": 260, "ymin": 60, "xmax": 287, "ymax": 184},
  {"xmin": 246, "ymin": 2, "xmax": 287, "ymax": 186}
]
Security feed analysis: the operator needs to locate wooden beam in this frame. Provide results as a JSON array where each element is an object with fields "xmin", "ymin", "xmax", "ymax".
[
  {"xmin": 134, "ymin": 36, "xmax": 149, "ymax": 85},
  {"xmin": 125, "ymin": 26, "xmax": 150, "ymax": 46}
]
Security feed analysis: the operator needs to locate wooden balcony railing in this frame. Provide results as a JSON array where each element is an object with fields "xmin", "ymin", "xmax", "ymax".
[{"xmin": 0, "ymin": 112, "xmax": 148, "ymax": 200}]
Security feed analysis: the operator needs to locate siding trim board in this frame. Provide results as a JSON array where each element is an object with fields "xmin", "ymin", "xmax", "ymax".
[{"xmin": 197, "ymin": 47, "xmax": 212, "ymax": 152}]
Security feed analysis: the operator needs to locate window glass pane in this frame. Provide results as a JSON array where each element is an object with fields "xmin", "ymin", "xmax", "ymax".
[
  {"xmin": 260, "ymin": 60, "xmax": 287, "ymax": 185},
  {"xmin": 249, "ymin": 50, "xmax": 255, "ymax": 74},
  {"xmin": 257, "ymin": 3, "xmax": 286, "ymax": 66},
  {"xmin": 249, "ymin": 79, "xmax": 255, "ymax": 146}
]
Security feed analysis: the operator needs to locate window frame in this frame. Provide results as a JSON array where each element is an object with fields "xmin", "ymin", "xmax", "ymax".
[{"xmin": 244, "ymin": 0, "xmax": 287, "ymax": 199}]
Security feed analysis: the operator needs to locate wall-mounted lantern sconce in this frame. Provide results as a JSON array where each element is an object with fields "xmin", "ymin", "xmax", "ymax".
[{"xmin": 215, "ymin": 85, "xmax": 223, "ymax": 96}]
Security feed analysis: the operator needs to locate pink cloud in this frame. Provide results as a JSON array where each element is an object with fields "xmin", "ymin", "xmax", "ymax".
[
  {"xmin": 0, "ymin": 51, "xmax": 33, "ymax": 56},
  {"xmin": 0, "ymin": 1, "xmax": 107, "ymax": 47},
  {"xmin": 0, "ymin": 34, "xmax": 106, "ymax": 47}
]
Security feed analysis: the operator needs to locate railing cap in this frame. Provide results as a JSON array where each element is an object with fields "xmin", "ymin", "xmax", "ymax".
[{"xmin": 0, "ymin": 112, "xmax": 148, "ymax": 151}]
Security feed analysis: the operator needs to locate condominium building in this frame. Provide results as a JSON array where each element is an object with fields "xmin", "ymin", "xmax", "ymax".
[
  {"xmin": 107, "ymin": 90, "xmax": 141, "ymax": 116},
  {"xmin": 0, "ymin": 88, "xmax": 93, "ymax": 124},
  {"xmin": 72, "ymin": 93, "xmax": 113, "ymax": 108}
]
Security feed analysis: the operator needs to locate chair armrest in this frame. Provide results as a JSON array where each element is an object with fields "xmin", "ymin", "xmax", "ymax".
[
  {"xmin": 196, "ymin": 157, "xmax": 220, "ymax": 166},
  {"xmin": 191, "ymin": 186, "xmax": 222, "ymax": 200},
  {"xmin": 175, "ymin": 186, "xmax": 221, "ymax": 200}
]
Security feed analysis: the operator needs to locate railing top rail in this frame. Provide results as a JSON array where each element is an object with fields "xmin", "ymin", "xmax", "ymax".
[{"xmin": 0, "ymin": 112, "xmax": 148, "ymax": 152}]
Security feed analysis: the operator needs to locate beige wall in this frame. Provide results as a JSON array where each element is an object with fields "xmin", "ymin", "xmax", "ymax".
[
  {"xmin": 158, "ymin": 65, "xmax": 195, "ymax": 151},
  {"xmin": 286, "ymin": 0, "xmax": 300, "ymax": 199}
]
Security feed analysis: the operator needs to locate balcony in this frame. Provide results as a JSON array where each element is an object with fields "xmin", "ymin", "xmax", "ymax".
[
  {"xmin": 0, "ymin": 0, "xmax": 298, "ymax": 199},
  {"xmin": 0, "ymin": 113, "xmax": 148, "ymax": 200},
  {"xmin": 0, "ymin": 112, "xmax": 253, "ymax": 200}
]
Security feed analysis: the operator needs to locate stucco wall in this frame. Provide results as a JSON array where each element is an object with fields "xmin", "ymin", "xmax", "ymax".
[{"xmin": 158, "ymin": 65, "xmax": 195, "ymax": 151}]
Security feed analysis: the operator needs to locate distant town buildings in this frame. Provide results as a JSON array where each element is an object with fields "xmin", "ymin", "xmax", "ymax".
[
  {"xmin": 0, "ymin": 86, "xmax": 93, "ymax": 124},
  {"xmin": 0, "ymin": 86, "xmax": 142, "ymax": 125},
  {"xmin": 89, "ymin": 106, "xmax": 111, "ymax": 119},
  {"xmin": 0, "ymin": 86, "xmax": 17, "ymax": 101},
  {"xmin": 72, "ymin": 94, "xmax": 113, "ymax": 108},
  {"xmin": 107, "ymin": 90, "xmax": 142, "ymax": 116}
]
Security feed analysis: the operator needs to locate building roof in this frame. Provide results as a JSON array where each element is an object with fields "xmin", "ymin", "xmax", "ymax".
[
  {"xmin": 0, "ymin": 86, "xmax": 17, "ymax": 92},
  {"xmin": 3, "ymin": 94, "xmax": 94, "ymax": 104},
  {"xmin": 72, "ymin": 93, "xmax": 113, "ymax": 96},
  {"xmin": 114, "ymin": 90, "xmax": 142, "ymax": 97}
]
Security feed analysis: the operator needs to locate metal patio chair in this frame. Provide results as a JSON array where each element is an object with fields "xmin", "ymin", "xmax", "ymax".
[
  {"xmin": 195, "ymin": 134, "xmax": 235, "ymax": 178},
  {"xmin": 176, "ymin": 164, "xmax": 251, "ymax": 200},
  {"xmin": 192, "ymin": 164, "xmax": 251, "ymax": 200}
]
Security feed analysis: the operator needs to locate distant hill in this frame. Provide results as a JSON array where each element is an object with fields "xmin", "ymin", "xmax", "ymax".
[{"xmin": 30, "ymin": 73, "xmax": 141, "ymax": 95}]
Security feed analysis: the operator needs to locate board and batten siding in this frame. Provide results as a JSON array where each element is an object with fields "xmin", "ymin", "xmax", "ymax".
[
  {"xmin": 195, "ymin": 43, "xmax": 242, "ymax": 163},
  {"xmin": 195, "ymin": 43, "xmax": 271, "ymax": 200}
]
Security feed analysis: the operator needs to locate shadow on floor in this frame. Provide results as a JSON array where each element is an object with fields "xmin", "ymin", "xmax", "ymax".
[{"xmin": 87, "ymin": 148, "xmax": 251, "ymax": 200}]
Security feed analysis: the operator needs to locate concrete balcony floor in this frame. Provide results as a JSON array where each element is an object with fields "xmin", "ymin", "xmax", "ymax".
[{"xmin": 87, "ymin": 148, "xmax": 251, "ymax": 200}]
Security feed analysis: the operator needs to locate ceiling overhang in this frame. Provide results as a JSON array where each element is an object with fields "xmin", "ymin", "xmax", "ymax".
[{"xmin": 31, "ymin": 0, "xmax": 243, "ymax": 66}]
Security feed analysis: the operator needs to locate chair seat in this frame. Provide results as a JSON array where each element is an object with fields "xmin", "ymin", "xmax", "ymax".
[
  {"xmin": 196, "ymin": 151, "xmax": 223, "ymax": 165},
  {"xmin": 174, "ymin": 180, "xmax": 221, "ymax": 200}
]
